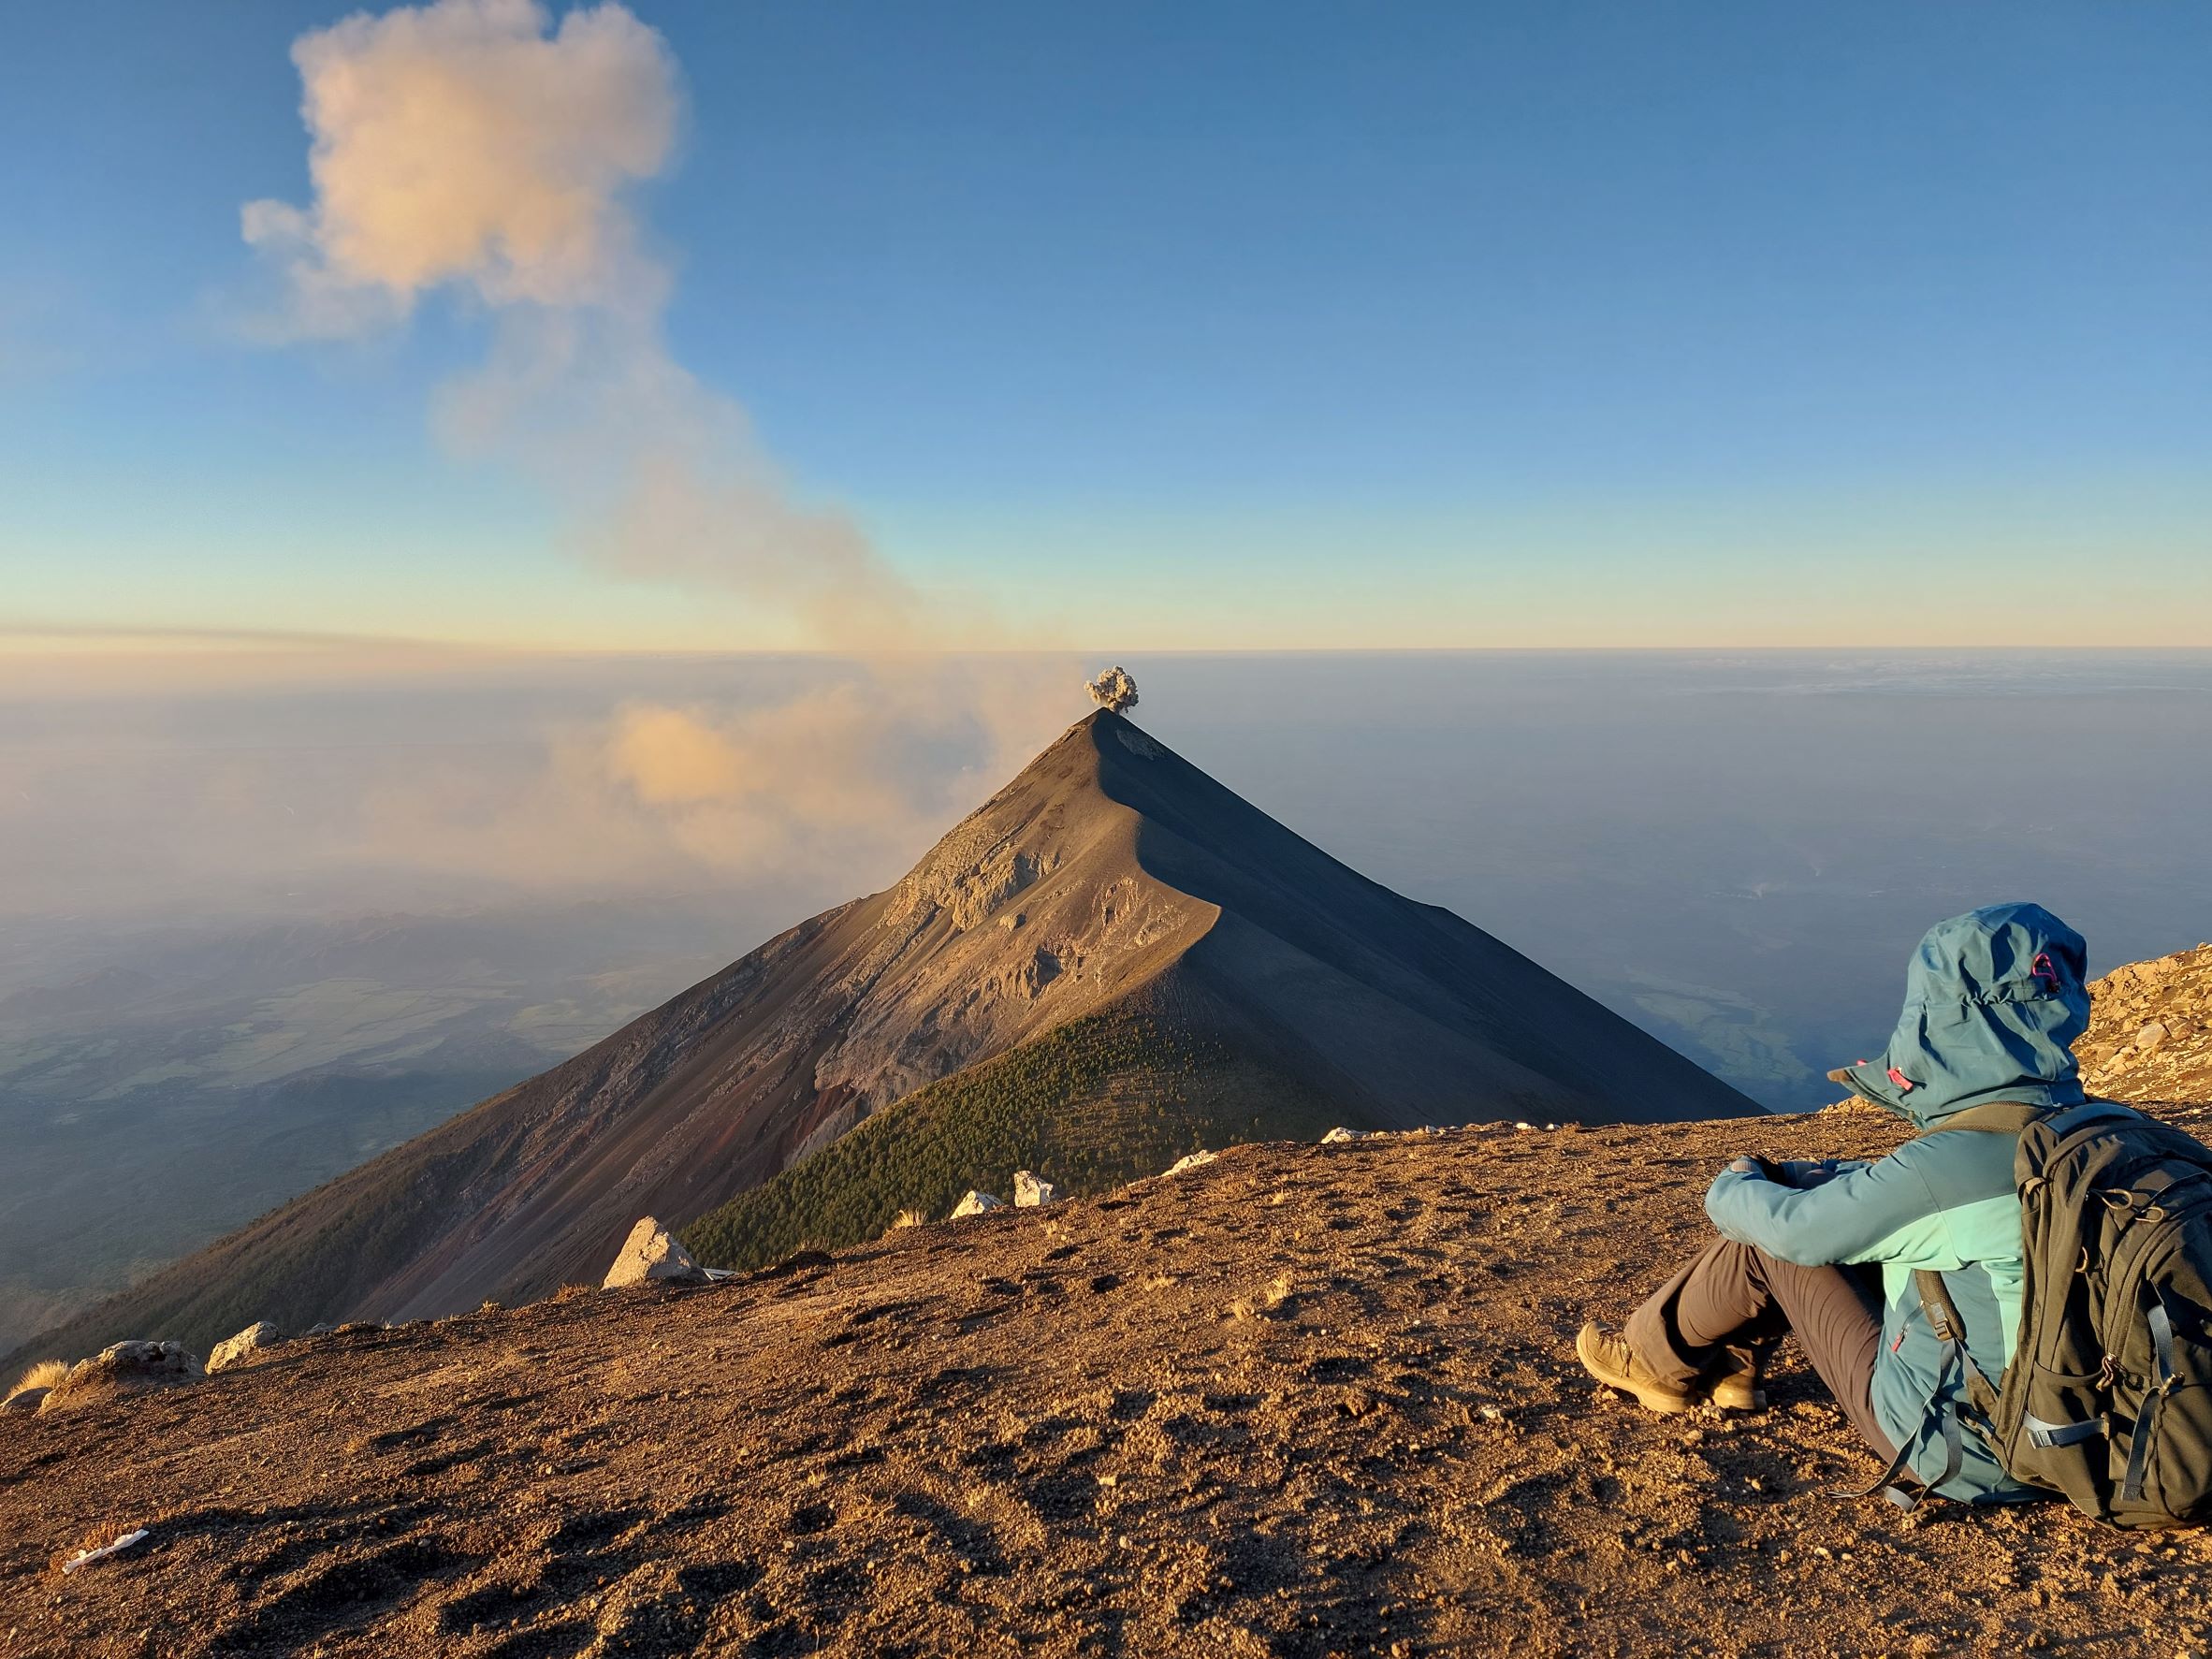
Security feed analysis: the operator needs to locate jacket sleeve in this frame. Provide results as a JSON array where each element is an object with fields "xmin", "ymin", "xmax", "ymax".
[
  {"xmin": 1775, "ymin": 1158, "xmax": 1868, "ymax": 1188},
  {"xmin": 1705, "ymin": 1153, "xmax": 1942, "ymax": 1268}
]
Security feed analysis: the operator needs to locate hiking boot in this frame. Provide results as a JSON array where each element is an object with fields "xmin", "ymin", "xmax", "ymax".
[
  {"xmin": 1576, "ymin": 1321, "xmax": 1695, "ymax": 1415},
  {"xmin": 1703, "ymin": 1345, "xmax": 1768, "ymax": 1413}
]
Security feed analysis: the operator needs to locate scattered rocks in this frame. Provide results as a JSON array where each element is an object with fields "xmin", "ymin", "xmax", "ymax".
[
  {"xmin": 1164, "ymin": 1151, "xmax": 1217, "ymax": 1176},
  {"xmin": 602, "ymin": 1217, "xmax": 710, "ymax": 1290},
  {"xmin": 2083, "ymin": 945, "xmax": 2212, "ymax": 1112},
  {"xmin": 206, "ymin": 1321, "xmax": 283, "ymax": 1375},
  {"xmin": 950, "ymin": 1190, "xmax": 1005, "ymax": 1218},
  {"xmin": 1012, "ymin": 1170, "xmax": 1060, "ymax": 1207},
  {"xmin": 1320, "ymin": 1127, "xmax": 1374, "ymax": 1144},
  {"xmin": 38, "ymin": 1341, "xmax": 202, "ymax": 1414}
]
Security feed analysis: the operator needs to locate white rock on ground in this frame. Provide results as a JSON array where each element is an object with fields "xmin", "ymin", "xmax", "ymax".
[
  {"xmin": 601, "ymin": 1217, "xmax": 710, "ymax": 1289},
  {"xmin": 61, "ymin": 1529, "xmax": 150, "ymax": 1574},
  {"xmin": 207, "ymin": 1321, "xmax": 283, "ymax": 1375},
  {"xmin": 1164, "ymin": 1151, "xmax": 1218, "ymax": 1175},
  {"xmin": 1320, "ymin": 1127, "xmax": 1373, "ymax": 1144},
  {"xmin": 1012, "ymin": 1171, "xmax": 1060, "ymax": 1207},
  {"xmin": 39, "ymin": 1341, "xmax": 202, "ymax": 1414},
  {"xmin": 951, "ymin": 1190, "xmax": 1005, "ymax": 1217}
]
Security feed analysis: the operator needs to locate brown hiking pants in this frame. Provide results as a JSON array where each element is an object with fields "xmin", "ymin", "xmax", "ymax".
[{"xmin": 1624, "ymin": 1237, "xmax": 1900, "ymax": 1460}]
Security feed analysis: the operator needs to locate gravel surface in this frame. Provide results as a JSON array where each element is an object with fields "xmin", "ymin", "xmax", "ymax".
[{"xmin": 7, "ymin": 1103, "xmax": 2209, "ymax": 1658}]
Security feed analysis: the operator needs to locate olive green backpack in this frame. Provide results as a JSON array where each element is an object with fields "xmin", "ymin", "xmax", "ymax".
[{"xmin": 1897, "ymin": 1100, "xmax": 2212, "ymax": 1527}]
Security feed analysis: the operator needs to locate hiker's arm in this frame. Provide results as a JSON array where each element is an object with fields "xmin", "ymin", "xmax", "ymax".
[
  {"xmin": 1774, "ymin": 1158, "xmax": 1867, "ymax": 1188},
  {"xmin": 1704, "ymin": 1154, "xmax": 1937, "ymax": 1268}
]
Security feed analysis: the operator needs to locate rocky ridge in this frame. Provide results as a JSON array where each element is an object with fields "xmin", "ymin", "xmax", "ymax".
[{"xmin": 2079, "ymin": 942, "xmax": 2212, "ymax": 1123}]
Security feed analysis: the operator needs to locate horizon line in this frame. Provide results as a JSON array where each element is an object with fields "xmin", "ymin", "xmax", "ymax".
[{"xmin": 7, "ymin": 623, "xmax": 2212, "ymax": 660}]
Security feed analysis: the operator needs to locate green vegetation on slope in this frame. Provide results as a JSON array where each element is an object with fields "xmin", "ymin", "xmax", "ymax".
[{"xmin": 681, "ymin": 1012, "xmax": 1353, "ymax": 1271}]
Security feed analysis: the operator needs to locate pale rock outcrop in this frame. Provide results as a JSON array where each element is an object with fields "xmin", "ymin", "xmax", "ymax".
[
  {"xmin": 1320, "ymin": 1127, "xmax": 1374, "ymax": 1144},
  {"xmin": 602, "ymin": 1217, "xmax": 709, "ymax": 1289},
  {"xmin": 1012, "ymin": 1171, "xmax": 1060, "ymax": 1207},
  {"xmin": 1165, "ymin": 1151, "xmax": 1217, "ymax": 1175},
  {"xmin": 207, "ymin": 1321, "xmax": 283, "ymax": 1375},
  {"xmin": 951, "ymin": 1190, "xmax": 1005, "ymax": 1218},
  {"xmin": 39, "ymin": 1341, "xmax": 202, "ymax": 1414}
]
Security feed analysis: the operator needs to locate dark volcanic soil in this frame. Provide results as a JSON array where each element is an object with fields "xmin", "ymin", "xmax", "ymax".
[{"xmin": 7, "ymin": 1109, "xmax": 2210, "ymax": 1659}]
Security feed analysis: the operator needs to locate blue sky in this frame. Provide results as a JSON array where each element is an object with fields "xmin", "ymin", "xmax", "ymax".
[{"xmin": 3, "ymin": 1, "xmax": 2208, "ymax": 648}]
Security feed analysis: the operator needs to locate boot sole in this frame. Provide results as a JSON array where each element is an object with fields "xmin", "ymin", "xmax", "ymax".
[{"xmin": 1576, "ymin": 1325, "xmax": 1694, "ymax": 1416}]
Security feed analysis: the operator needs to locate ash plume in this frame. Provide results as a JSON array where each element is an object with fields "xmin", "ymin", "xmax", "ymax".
[
  {"xmin": 1085, "ymin": 666, "xmax": 1140, "ymax": 714},
  {"xmin": 240, "ymin": 0, "xmax": 923, "ymax": 643},
  {"xmin": 236, "ymin": 0, "xmax": 1069, "ymax": 878}
]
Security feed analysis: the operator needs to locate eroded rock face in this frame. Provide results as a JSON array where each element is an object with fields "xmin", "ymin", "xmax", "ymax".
[
  {"xmin": 2081, "ymin": 944, "xmax": 2212, "ymax": 1114},
  {"xmin": 1164, "ymin": 1151, "xmax": 1217, "ymax": 1176},
  {"xmin": 1012, "ymin": 1171, "xmax": 1060, "ymax": 1208},
  {"xmin": 950, "ymin": 1190, "xmax": 1004, "ymax": 1218},
  {"xmin": 602, "ymin": 1218, "xmax": 709, "ymax": 1290},
  {"xmin": 207, "ymin": 1322, "xmax": 283, "ymax": 1375},
  {"xmin": 39, "ymin": 1341, "xmax": 202, "ymax": 1413}
]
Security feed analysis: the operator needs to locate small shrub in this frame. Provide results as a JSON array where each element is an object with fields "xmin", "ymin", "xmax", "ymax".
[
  {"xmin": 891, "ymin": 1208, "xmax": 927, "ymax": 1230},
  {"xmin": 7, "ymin": 1359, "xmax": 68, "ymax": 1400}
]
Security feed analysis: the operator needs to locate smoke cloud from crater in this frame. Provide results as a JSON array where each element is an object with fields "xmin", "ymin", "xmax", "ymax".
[
  {"xmin": 243, "ymin": 0, "xmax": 931, "ymax": 645},
  {"xmin": 237, "ymin": 0, "xmax": 1066, "ymax": 883}
]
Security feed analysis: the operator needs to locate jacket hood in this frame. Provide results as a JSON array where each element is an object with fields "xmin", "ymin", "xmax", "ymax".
[{"xmin": 1836, "ymin": 903, "xmax": 2090, "ymax": 1128}]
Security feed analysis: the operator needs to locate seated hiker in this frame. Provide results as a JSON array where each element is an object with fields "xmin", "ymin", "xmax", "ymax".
[{"xmin": 1577, "ymin": 902, "xmax": 2091, "ymax": 1506}]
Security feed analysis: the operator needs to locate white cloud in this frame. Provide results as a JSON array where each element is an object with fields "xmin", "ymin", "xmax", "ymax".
[
  {"xmin": 242, "ymin": 0, "xmax": 945, "ymax": 647},
  {"xmin": 243, "ymin": 0, "xmax": 677, "ymax": 331}
]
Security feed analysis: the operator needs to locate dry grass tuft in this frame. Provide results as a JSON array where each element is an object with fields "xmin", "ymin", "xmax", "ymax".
[
  {"xmin": 891, "ymin": 1208, "xmax": 927, "ymax": 1230},
  {"xmin": 7, "ymin": 1359, "xmax": 68, "ymax": 1400}
]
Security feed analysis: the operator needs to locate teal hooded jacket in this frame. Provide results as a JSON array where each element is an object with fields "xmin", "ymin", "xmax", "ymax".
[{"xmin": 1704, "ymin": 903, "xmax": 2092, "ymax": 1501}]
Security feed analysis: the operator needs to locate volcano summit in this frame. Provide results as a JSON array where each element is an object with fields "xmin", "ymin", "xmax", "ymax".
[{"xmin": 12, "ymin": 710, "xmax": 1754, "ymax": 1368}]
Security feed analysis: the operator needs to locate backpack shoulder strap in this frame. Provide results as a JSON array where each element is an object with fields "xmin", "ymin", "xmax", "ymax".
[
  {"xmin": 1927, "ymin": 1101, "xmax": 2044, "ymax": 1137},
  {"xmin": 2041, "ymin": 1100, "xmax": 2140, "ymax": 1140}
]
